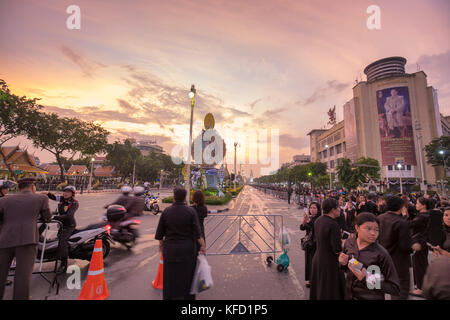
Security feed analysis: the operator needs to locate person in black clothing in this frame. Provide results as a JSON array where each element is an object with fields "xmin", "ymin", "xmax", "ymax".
[
  {"xmin": 104, "ymin": 185, "xmax": 134, "ymax": 212},
  {"xmin": 409, "ymin": 197, "xmax": 431, "ymax": 297},
  {"xmin": 287, "ymin": 186, "xmax": 293, "ymax": 204},
  {"xmin": 44, "ymin": 185, "xmax": 79, "ymax": 273},
  {"xmin": 358, "ymin": 193, "xmax": 378, "ymax": 215},
  {"xmin": 191, "ymin": 190, "xmax": 208, "ymax": 251},
  {"xmin": 300, "ymin": 202, "xmax": 321, "ymax": 288},
  {"xmin": 345, "ymin": 199, "xmax": 357, "ymax": 234},
  {"xmin": 377, "ymin": 197, "xmax": 387, "ymax": 215},
  {"xmin": 337, "ymin": 197, "xmax": 349, "ymax": 233},
  {"xmin": 339, "ymin": 212, "xmax": 400, "ymax": 300},
  {"xmin": 309, "ymin": 198, "xmax": 345, "ymax": 300},
  {"xmin": 155, "ymin": 188, "xmax": 206, "ymax": 300},
  {"xmin": 378, "ymin": 195, "xmax": 413, "ymax": 300},
  {"xmin": 427, "ymin": 198, "xmax": 444, "ymax": 247}
]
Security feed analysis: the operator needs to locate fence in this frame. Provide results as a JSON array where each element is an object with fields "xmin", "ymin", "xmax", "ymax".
[{"xmin": 204, "ymin": 214, "xmax": 285, "ymax": 258}]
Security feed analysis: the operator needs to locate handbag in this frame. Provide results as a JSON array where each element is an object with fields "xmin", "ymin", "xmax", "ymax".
[{"xmin": 301, "ymin": 233, "xmax": 314, "ymax": 251}]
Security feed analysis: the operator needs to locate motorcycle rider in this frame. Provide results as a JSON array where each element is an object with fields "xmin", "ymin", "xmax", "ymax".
[
  {"xmin": 0, "ymin": 180, "xmax": 16, "ymax": 198},
  {"xmin": 105, "ymin": 185, "xmax": 134, "ymax": 212},
  {"xmin": 0, "ymin": 180, "xmax": 17, "ymax": 287},
  {"xmin": 125, "ymin": 186, "xmax": 145, "ymax": 219},
  {"xmin": 44, "ymin": 186, "xmax": 79, "ymax": 273}
]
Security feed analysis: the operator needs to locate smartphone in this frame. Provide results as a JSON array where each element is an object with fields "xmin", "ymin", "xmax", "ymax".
[{"xmin": 342, "ymin": 231, "xmax": 351, "ymax": 240}]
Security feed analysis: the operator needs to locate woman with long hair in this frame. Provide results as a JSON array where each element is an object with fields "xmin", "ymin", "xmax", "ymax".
[
  {"xmin": 300, "ymin": 202, "xmax": 321, "ymax": 288},
  {"xmin": 191, "ymin": 190, "xmax": 208, "ymax": 250},
  {"xmin": 409, "ymin": 197, "xmax": 431, "ymax": 297}
]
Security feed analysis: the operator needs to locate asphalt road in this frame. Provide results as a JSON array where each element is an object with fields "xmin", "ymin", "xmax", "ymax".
[{"xmin": 3, "ymin": 186, "xmax": 310, "ymax": 300}]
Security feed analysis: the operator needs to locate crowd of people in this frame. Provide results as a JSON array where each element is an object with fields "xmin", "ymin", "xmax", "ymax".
[{"xmin": 296, "ymin": 188, "xmax": 450, "ymax": 300}]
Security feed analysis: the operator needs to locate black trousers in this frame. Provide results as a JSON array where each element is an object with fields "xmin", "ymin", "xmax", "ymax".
[
  {"xmin": 0, "ymin": 245, "xmax": 37, "ymax": 300},
  {"xmin": 392, "ymin": 272, "xmax": 410, "ymax": 300},
  {"xmin": 58, "ymin": 227, "xmax": 75, "ymax": 260},
  {"xmin": 304, "ymin": 247, "xmax": 316, "ymax": 281},
  {"xmin": 412, "ymin": 247, "xmax": 429, "ymax": 290}
]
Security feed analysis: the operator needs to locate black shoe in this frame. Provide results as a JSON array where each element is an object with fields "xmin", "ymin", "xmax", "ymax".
[{"xmin": 57, "ymin": 260, "xmax": 68, "ymax": 274}]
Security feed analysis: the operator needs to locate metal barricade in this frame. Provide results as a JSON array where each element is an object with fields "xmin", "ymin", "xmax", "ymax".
[{"xmin": 204, "ymin": 214, "xmax": 285, "ymax": 259}]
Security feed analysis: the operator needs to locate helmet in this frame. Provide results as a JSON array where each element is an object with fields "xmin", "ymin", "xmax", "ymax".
[
  {"xmin": 143, "ymin": 182, "xmax": 149, "ymax": 187},
  {"xmin": 63, "ymin": 185, "xmax": 76, "ymax": 195},
  {"xmin": 133, "ymin": 186, "xmax": 145, "ymax": 195},
  {"xmin": 121, "ymin": 185, "xmax": 132, "ymax": 194},
  {"xmin": 0, "ymin": 180, "xmax": 17, "ymax": 189}
]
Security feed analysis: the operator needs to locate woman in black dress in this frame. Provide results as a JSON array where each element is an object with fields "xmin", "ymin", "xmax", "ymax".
[
  {"xmin": 191, "ymin": 190, "xmax": 208, "ymax": 251},
  {"xmin": 300, "ymin": 202, "xmax": 321, "ymax": 288},
  {"xmin": 155, "ymin": 188, "xmax": 206, "ymax": 300},
  {"xmin": 410, "ymin": 197, "xmax": 431, "ymax": 297},
  {"xmin": 309, "ymin": 198, "xmax": 345, "ymax": 300},
  {"xmin": 339, "ymin": 212, "xmax": 400, "ymax": 300}
]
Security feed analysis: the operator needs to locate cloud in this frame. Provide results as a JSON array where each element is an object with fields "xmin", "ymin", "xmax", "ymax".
[
  {"xmin": 250, "ymin": 98, "xmax": 262, "ymax": 109},
  {"xmin": 279, "ymin": 133, "xmax": 308, "ymax": 150},
  {"xmin": 60, "ymin": 45, "xmax": 106, "ymax": 78},
  {"xmin": 296, "ymin": 80, "xmax": 350, "ymax": 107}
]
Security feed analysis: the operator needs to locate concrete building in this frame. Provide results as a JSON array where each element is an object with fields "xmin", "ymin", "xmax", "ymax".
[
  {"xmin": 308, "ymin": 56, "xmax": 448, "ymax": 191},
  {"xmin": 131, "ymin": 139, "xmax": 164, "ymax": 156}
]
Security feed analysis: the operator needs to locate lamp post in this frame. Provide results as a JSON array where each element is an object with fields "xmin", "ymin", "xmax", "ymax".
[
  {"xmin": 438, "ymin": 150, "xmax": 449, "ymax": 196},
  {"xmin": 397, "ymin": 163, "xmax": 403, "ymax": 195},
  {"xmin": 186, "ymin": 85, "xmax": 196, "ymax": 204},
  {"xmin": 88, "ymin": 157, "xmax": 95, "ymax": 192},
  {"xmin": 234, "ymin": 142, "xmax": 238, "ymax": 190},
  {"xmin": 325, "ymin": 144, "xmax": 332, "ymax": 190},
  {"xmin": 415, "ymin": 121, "xmax": 426, "ymax": 192}
]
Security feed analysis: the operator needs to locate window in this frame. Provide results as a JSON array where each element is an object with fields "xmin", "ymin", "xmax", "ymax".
[
  {"xmin": 329, "ymin": 147, "xmax": 334, "ymax": 156},
  {"xmin": 336, "ymin": 144, "xmax": 342, "ymax": 154},
  {"xmin": 407, "ymin": 165, "xmax": 411, "ymax": 170},
  {"xmin": 323, "ymin": 151, "xmax": 327, "ymax": 159},
  {"xmin": 343, "ymin": 142, "xmax": 346, "ymax": 152},
  {"xmin": 330, "ymin": 160, "xmax": 335, "ymax": 168},
  {"xmin": 388, "ymin": 165, "xmax": 393, "ymax": 171},
  {"xmin": 334, "ymin": 132, "xmax": 341, "ymax": 141}
]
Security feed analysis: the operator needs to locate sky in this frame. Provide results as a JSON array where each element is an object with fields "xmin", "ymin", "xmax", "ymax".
[{"xmin": 1, "ymin": 0, "xmax": 449, "ymax": 177}]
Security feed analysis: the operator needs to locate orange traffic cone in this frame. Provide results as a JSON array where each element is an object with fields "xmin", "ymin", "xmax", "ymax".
[
  {"xmin": 78, "ymin": 239, "xmax": 109, "ymax": 300},
  {"xmin": 152, "ymin": 254, "xmax": 163, "ymax": 290}
]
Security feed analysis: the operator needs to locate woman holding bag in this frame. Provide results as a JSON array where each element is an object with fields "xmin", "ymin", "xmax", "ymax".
[
  {"xmin": 300, "ymin": 202, "xmax": 321, "ymax": 288},
  {"xmin": 155, "ymin": 188, "xmax": 206, "ymax": 300}
]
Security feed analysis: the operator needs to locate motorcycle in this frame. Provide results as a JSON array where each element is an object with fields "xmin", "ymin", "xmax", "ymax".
[
  {"xmin": 94, "ymin": 205, "xmax": 142, "ymax": 249},
  {"xmin": 37, "ymin": 219, "xmax": 112, "ymax": 263},
  {"xmin": 145, "ymin": 193, "xmax": 160, "ymax": 215}
]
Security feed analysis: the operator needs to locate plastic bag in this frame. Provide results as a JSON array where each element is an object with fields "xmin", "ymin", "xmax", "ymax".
[
  {"xmin": 279, "ymin": 227, "xmax": 291, "ymax": 247},
  {"xmin": 190, "ymin": 255, "xmax": 213, "ymax": 295}
]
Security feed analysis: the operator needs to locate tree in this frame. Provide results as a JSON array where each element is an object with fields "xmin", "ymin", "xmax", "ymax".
[
  {"xmin": 336, "ymin": 157, "xmax": 380, "ymax": 191},
  {"xmin": 105, "ymin": 139, "xmax": 142, "ymax": 181},
  {"xmin": 0, "ymin": 79, "xmax": 43, "ymax": 179},
  {"xmin": 424, "ymin": 136, "xmax": 450, "ymax": 170},
  {"xmin": 27, "ymin": 113, "xmax": 109, "ymax": 180},
  {"xmin": 336, "ymin": 158, "xmax": 359, "ymax": 190}
]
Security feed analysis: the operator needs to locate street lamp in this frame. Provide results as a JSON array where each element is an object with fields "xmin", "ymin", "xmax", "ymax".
[
  {"xmin": 438, "ymin": 150, "xmax": 449, "ymax": 195},
  {"xmin": 234, "ymin": 142, "xmax": 238, "ymax": 190},
  {"xmin": 186, "ymin": 85, "xmax": 196, "ymax": 204},
  {"xmin": 325, "ymin": 144, "xmax": 332, "ymax": 190},
  {"xmin": 88, "ymin": 157, "xmax": 95, "ymax": 192},
  {"xmin": 397, "ymin": 163, "xmax": 403, "ymax": 194}
]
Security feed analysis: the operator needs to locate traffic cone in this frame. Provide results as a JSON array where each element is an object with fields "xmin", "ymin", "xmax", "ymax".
[
  {"xmin": 152, "ymin": 254, "xmax": 163, "ymax": 290},
  {"xmin": 78, "ymin": 239, "xmax": 109, "ymax": 300}
]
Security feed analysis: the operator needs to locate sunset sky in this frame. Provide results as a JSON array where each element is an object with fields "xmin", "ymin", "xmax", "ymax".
[{"xmin": 1, "ymin": 0, "xmax": 449, "ymax": 177}]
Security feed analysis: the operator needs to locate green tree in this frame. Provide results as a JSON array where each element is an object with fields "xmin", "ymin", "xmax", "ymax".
[
  {"xmin": 105, "ymin": 139, "xmax": 142, "ymax": 181},
  {"xmin": 27, "ymin": 113, "xmax": 109, "ymax": 180},
  {"xmin": 0, "ymin": 79, "xmax": 43, "ymax": 179},
  {"xmin": 336, "ymin": 158, "xmax": 359, "ymax": 190},
  {"xmin": 424, "ymin": 136, "xmax": 450, "ymax": 169}
]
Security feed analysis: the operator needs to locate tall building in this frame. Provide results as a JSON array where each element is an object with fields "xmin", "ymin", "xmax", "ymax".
[
  {"xmin": 130, "ymin": 139, "xmax": 164, "ymax": 156},
  {"xmin": 309, "ymin": 56, "xmax": 448, "ymax": 191}
]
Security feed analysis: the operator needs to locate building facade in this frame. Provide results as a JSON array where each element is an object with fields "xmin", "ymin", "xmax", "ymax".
[{"xmin": 309, "ymin": 56, "xmax": 448, "ymax": 191}]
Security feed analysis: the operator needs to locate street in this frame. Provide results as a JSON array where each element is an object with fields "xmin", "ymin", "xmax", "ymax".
[{"xmin": 3, "ymin": 186, "xmax": 309, "ymax": 300}]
